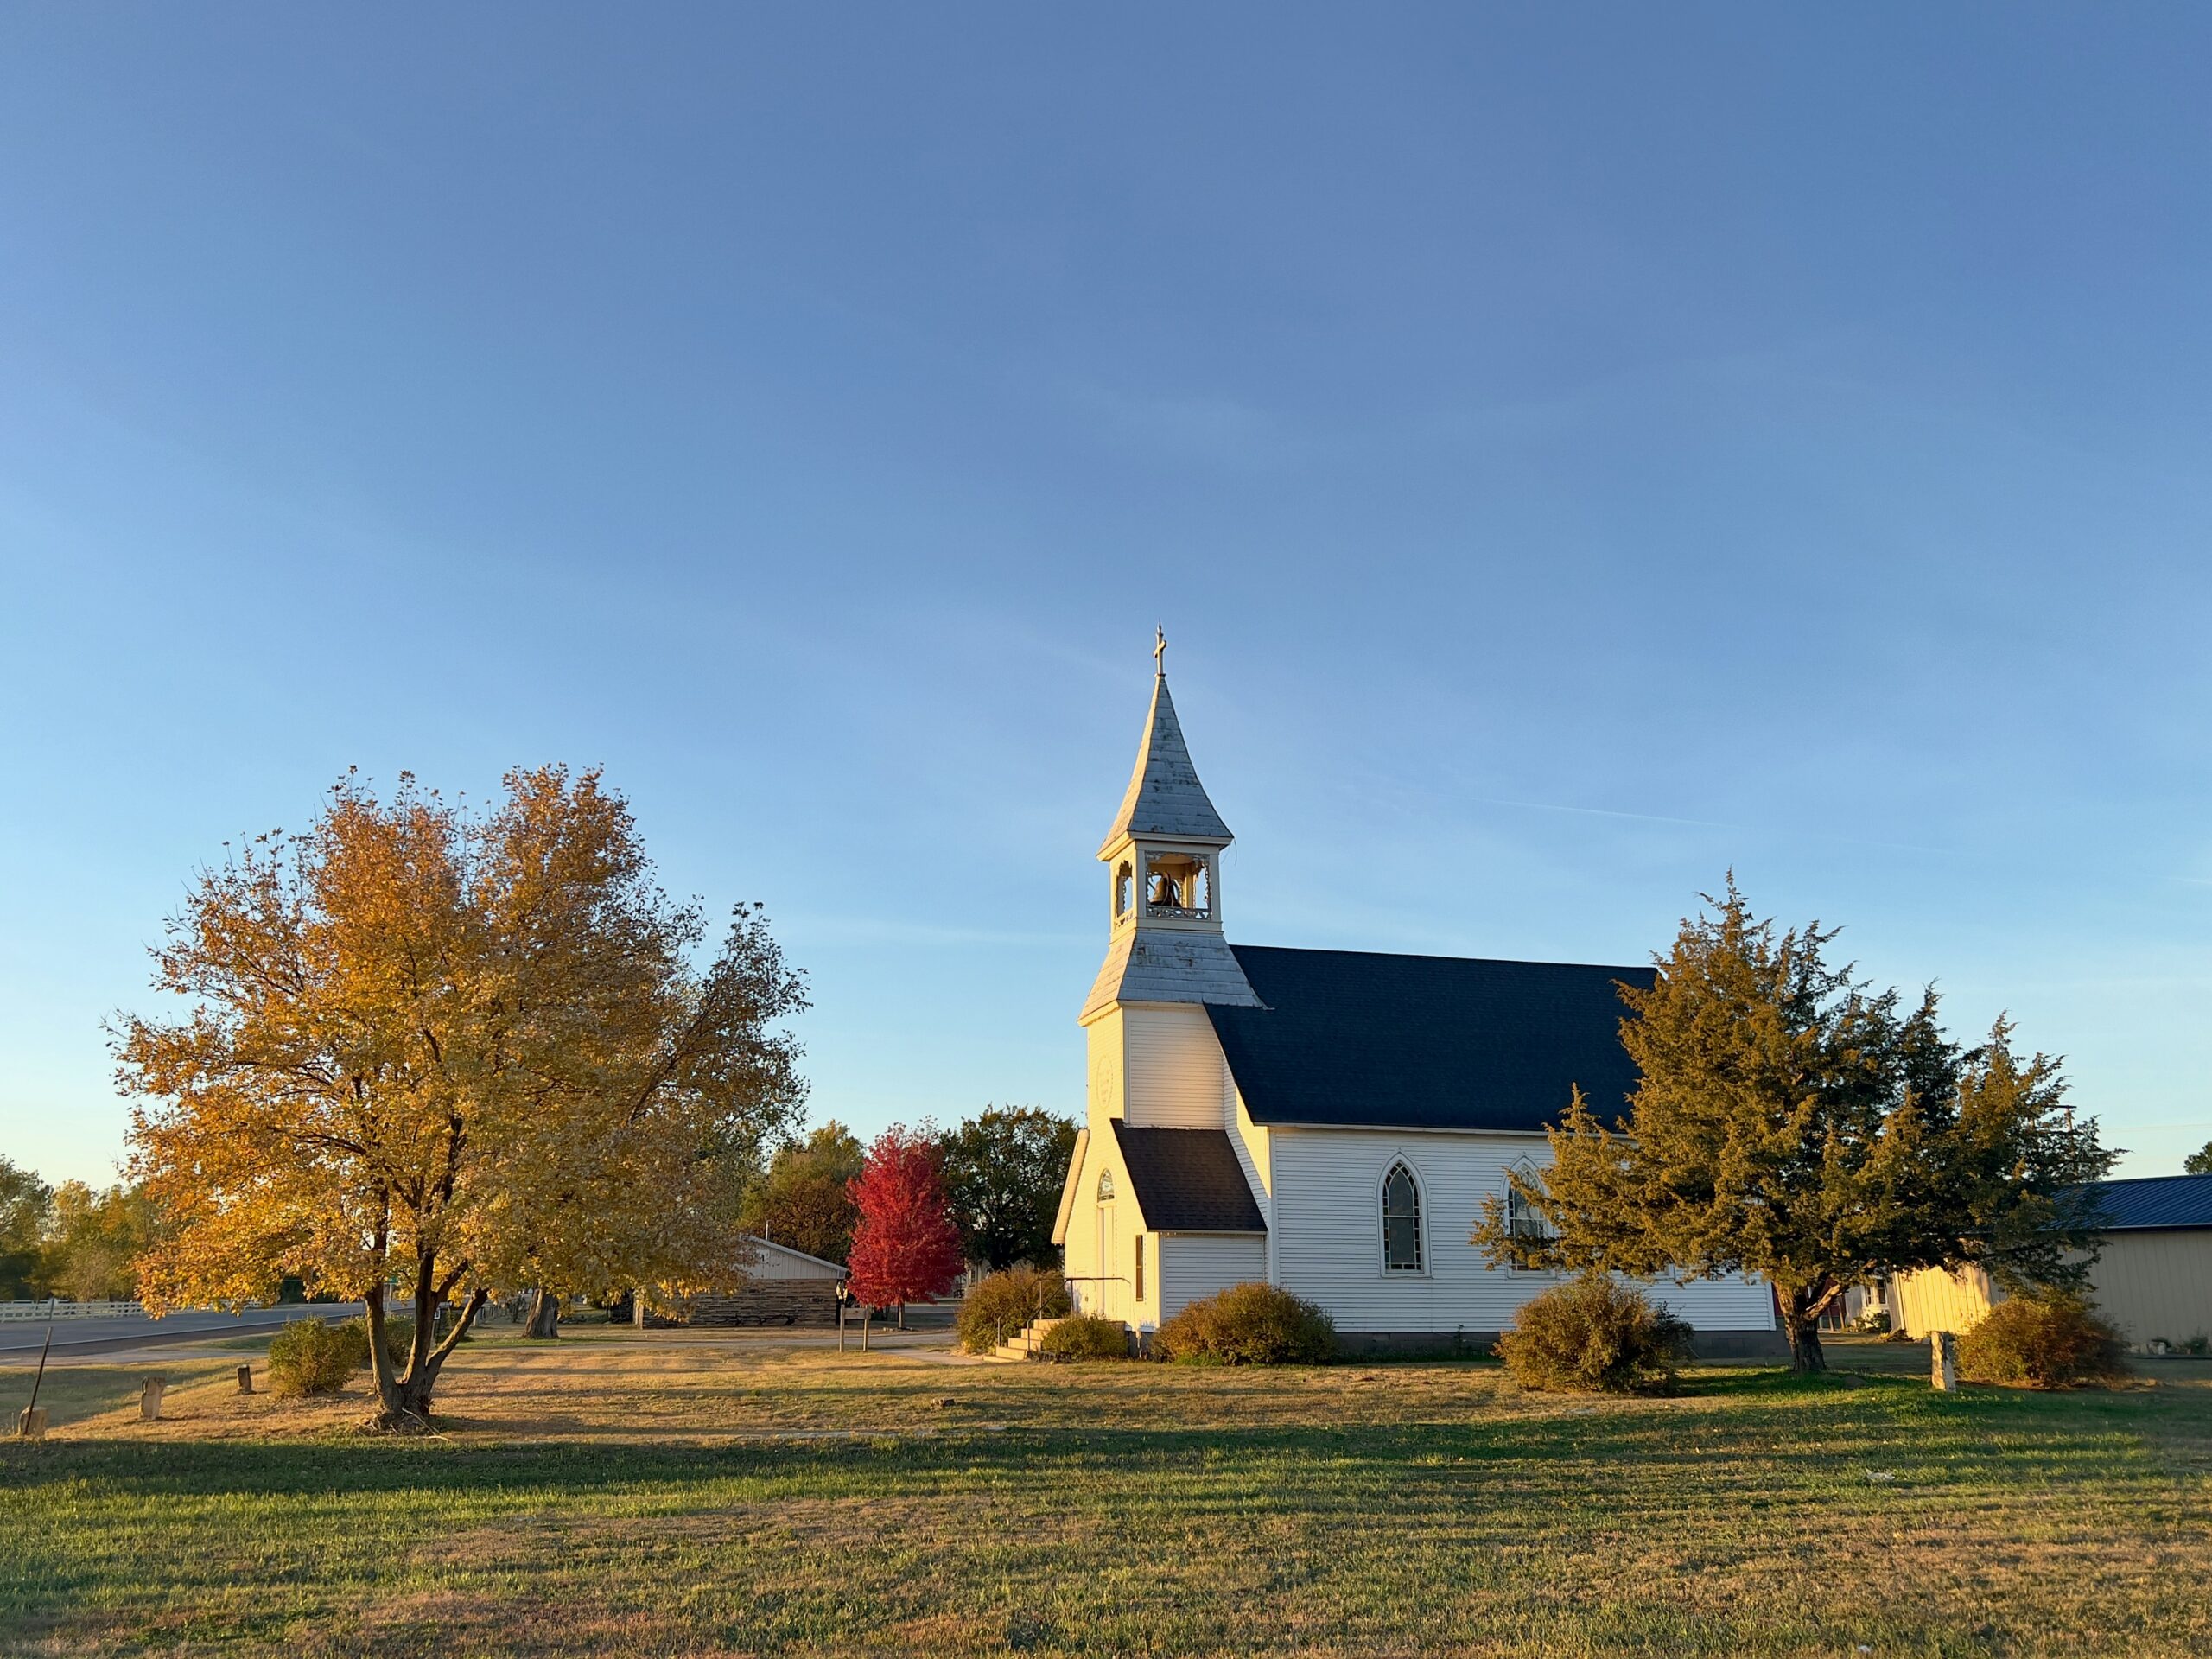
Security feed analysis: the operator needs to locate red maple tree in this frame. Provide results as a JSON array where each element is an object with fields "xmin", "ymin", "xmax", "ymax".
[{"xmin": 845, "ymin": 1126, "xmax": 964, "ymax": 1315}]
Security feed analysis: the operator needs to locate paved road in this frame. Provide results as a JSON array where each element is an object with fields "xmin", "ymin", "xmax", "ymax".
[{"xmin": 0, "ymin": 1305, "xmax": 365, "ymax": 1358}]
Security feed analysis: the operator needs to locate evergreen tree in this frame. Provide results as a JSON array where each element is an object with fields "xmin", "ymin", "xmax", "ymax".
[
  {"xmin": 1473, "ymin": 879, "xmax": 2111, "ymax": 1372},
  {"xmin": 2185, "ymin": 1141, "xmax": 2212, "ymax": 1176}
]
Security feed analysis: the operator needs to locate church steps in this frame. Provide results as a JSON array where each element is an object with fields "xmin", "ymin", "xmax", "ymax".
[{"xmin": 986, "ymin": 1315, "xmax": 1069, "ymax": 1362}]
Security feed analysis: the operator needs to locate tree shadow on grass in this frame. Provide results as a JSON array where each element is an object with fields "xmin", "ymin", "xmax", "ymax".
[
  {"xmin": 3, "ymin": 1396, "xmax": 2198, "ymax": 1659},
  {"xmin": 0, "ymin": 1376, "xmax": 2177, "ymax": 1502},
  {"xmin": 1688, "ymin": 1364, "xmax": 1909, "ymax": 1399}
]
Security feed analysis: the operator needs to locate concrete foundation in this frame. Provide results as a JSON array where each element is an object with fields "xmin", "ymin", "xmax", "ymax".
[{"xmin": 1332, "ymin": 1326, "xmax": 1789, "ymax": 1361}]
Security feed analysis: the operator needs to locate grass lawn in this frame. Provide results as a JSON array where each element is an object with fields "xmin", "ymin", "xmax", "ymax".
[{"xmin": 2, "ymin": 1332, "xmax": 2208, "ymax": 1657}]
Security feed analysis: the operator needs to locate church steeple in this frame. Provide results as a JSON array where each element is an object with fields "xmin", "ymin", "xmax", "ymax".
[
  {"xmin": 1096, "ymin": 665, "xmax": 1234, "ymax": 857},
  {"xmin": 1082, "ymin": 639, "xmax": 1262, "ymax": 1021}
]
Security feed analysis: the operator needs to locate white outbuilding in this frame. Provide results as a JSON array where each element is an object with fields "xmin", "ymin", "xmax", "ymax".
[{"xmin": 1053, "ymin": 647, "xmax": 1782, "ymax": 1357}]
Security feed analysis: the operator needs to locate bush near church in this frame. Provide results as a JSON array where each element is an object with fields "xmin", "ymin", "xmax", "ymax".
[
  {"xmin": 1035, "ymin": 1313, "xmax": 1131, "ymax": 1361},
  {"xmin": 1957, "ymin": 1296, "xmax": 2131, "ymax": 1389},
  {"xmin": 1494, "ymin": 1274, "xmax": 1694, "ymax": 1395},
  {"xmin": 1154, "ymin": 1282, "xmax": 1336, "ymax": 1365},
  {"xmin": 957, "ymin": 1266, "xmax": 1071, "ymax": 1354},
  {"xmin": 266, "ymin": 1314, "xmax": 421, "ymax": 1397},
  {"xmin": 267, "ymin": 1319, "xmax": 364, "ymax": 1397}
]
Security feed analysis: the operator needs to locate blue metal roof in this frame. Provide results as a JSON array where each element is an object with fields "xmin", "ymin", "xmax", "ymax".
[
  {"xmin": 2077, "ymin": 1173, "xmax": 2212, "ymax": 1231},
  {"xmin": 1205, "ymin": 944, "xmax": 1652, "ymax": 1133}
]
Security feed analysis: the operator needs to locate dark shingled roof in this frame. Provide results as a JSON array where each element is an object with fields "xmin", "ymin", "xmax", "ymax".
[
  {"xmin": 1109, "ymin": 1122, "xmax": 1267, "ymax": 1233},
  {"xmin": 2076, "ymin": 1174, "xmax": 2212, "ymax": 1231},
  {"xmin": 1205, "ymin": 944, "xmax": 1653, "ymax": 1134}
]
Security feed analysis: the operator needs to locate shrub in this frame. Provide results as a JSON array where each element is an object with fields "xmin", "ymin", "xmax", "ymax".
[
  {"xmin": 1957, "ymin": 1295, "xmax": 2130, "ymax": 1389},
  {"xmin": 1154, "ymin": 1281, "xmax": 1336, "ymax": 1365},
  {"xmin": 372, "ymin": 1314, "xmax": 416, "ymax": 1367},
  {"xmin": 1850, "ymin": 1308, "xmax": 1891, "ymax": 1335},
  {"xmin": 268, "ymin": 1313, "xmax": 423, "ymax": 1397},
  {"xmin": 957, "ymin": 1267, "xmax": 1071, "ymax": 1355},
  {"xmin": 1494, "ymin": 1274, "xmax": 1694, "ymax": 1395},
  {"xmin": 266, "ymin": 1318, "xmax": 365, "ymax": 1398},
  {"xmin": 335, "ymin": 1313, "xmax": 417, "ymax": 1368},
  {"xmin": 1035, "ymin": 1313, "xmax": 1129, "ymax": 1361}
]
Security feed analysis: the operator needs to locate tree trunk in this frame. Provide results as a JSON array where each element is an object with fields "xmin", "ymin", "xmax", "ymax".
[
  {"xmin": 1781, "ymin": 1283, "xmax": 1837, "ymax": 1374},
  {"xmin": 365, "ymin": 1285, "xmax": 399, "ymax": 1413},
  {"xmin": 524, "ymin": 1286, "xmax": 560, "ymax": 1340},
  {"xmin": 371, "ymin": 1285, "xmax": 490, "ymax": 1430}
]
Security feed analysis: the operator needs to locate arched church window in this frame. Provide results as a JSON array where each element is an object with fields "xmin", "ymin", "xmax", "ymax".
[
  {"xmin": 1115, "ymin": 861, "xmax": 1134, "ymax": 919},
  {"xmin": 1096, "ymin": 1170, "xmax": 1116, "ymax": 1202},
  {"xmin": 1507, "ymin": 1161, "xmax": 1549, "ymax": 1243},
  {"xmin": 1382, "ymin": 1161, "xmax": 1422, "ymax": 1273}
]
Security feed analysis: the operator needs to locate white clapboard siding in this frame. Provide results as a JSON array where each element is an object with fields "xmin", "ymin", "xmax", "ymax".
[
  {"xmin": 1225, "ymin": 1087, "xmax": 1273, "ymax": 1231},
  {"xmin": 1268, "ymin": 1127, "xmax": 1776, "ymax": 1333},
  {"xmin": 1123, "ymin": 1006, "xmax": 1230, "ymax": 1128},
  {"xmin": 1160, "ymin": 1235, "xmax": 1268, "ymax": 1321},
  {"xmin": 1087, "ymin": 1014, "xmax": 1125, "ymax": 1120},
  {"xmin": 1061, "ymin": 1130, "xmax": 1124, "ymax": 1319}
]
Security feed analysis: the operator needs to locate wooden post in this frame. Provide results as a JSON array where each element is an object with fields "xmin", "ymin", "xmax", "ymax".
[
  {"xmin": 1931, "ymin": 1331, "xmax": 1960, "ymax": 1391},
  {"xmin": 140, "ymin": 1376, "xmax": 168, "ymax": 1421},
  {"xmin": 236, "ymin": 1365, "xmax": 255, "ymax": 1395},
  {"xmin": 837, "ymin": 1306, "xmax": 847, "ymax": 1353},
  {"xmin": 861, "ymin": 1311, "xmax": 872, "ymax": 1352},
  {"xmin": 18, "ymin": 1297, "xmax": 56, "ymax": 1439}
]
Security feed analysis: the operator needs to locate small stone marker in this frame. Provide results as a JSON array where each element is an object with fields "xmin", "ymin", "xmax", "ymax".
[
  {"xmin": 236, "ymin": 1365, "xmax": 255, "ymax": 1395},
  {"xmin": 140, "ymin": 1375, "xmax": 168, "ymax": 1421},
  {"xmin": 1931, "ymin": 1331, "xmax": 1960, "ymax": 1392},
  {"xmin": 16, "ymin": 1406, "xmax": 47, "ymax": 1441}
]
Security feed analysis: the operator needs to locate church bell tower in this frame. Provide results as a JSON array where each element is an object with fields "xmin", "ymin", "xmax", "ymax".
[{"xmin": 1081, "ymin": 631, "xmax": 1262, "ymax": 1022}]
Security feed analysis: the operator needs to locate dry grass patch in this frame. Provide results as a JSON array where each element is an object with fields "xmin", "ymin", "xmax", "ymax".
[{"xmin": 2, "ymin": 1333, "xmax": 2209, "ymax": 1656}]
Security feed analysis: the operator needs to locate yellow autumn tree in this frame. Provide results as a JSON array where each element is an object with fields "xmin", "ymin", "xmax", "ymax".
[{"xmin": 115, "ymin": 766, "xmax": 807, "ymax": 1427}]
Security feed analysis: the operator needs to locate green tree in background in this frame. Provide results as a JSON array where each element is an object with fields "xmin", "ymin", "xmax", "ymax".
[
  {"xmin": 1474, "ymin": 879, "xmax": 2112, "ymax": 1373},
  {"xmin": 35, "ymin": 1180, "xmax": 162, "ymax": 1302},
  {"xmin": 0, "ymin": 1155, "xmax": 51, "ymax": 1300},
  {"xmin": 740, "ymin": 1122, "xmax": 865, "ymax": 1263},
  {"xmin": 938, "ymin": 1107, "xmax": 1080, "ymax": 1270},
  {"xmin": 2186, "ymin": 1141, "xmax": 2212, "ymax": 1176}
]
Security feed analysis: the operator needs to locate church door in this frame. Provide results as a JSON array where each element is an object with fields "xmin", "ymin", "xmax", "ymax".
[{"xmin": 1096, "ymin": 1203, "xmax": 1114, "ymax": 1319}]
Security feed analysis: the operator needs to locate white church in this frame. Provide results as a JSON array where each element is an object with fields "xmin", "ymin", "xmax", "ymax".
[{"xmin": 1052, "ymin": 647, "xmax": 1782, "ymax": 1357}]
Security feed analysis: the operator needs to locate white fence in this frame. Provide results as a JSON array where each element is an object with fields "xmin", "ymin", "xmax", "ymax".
[{"xmin": 0, "ymin": 1300, "xmax": 147, "ymax": 1321}]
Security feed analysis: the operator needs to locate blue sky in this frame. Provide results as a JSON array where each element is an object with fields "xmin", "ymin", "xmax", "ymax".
[{"xmin": 3, "ymin": 8, "xmax": 2208, "ymax": 1186}]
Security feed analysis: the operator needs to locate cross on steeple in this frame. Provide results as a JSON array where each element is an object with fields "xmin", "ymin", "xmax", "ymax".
[{"xmin": 1154, "ymin": 624, "xmax": 1167, "ymax": 677}]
